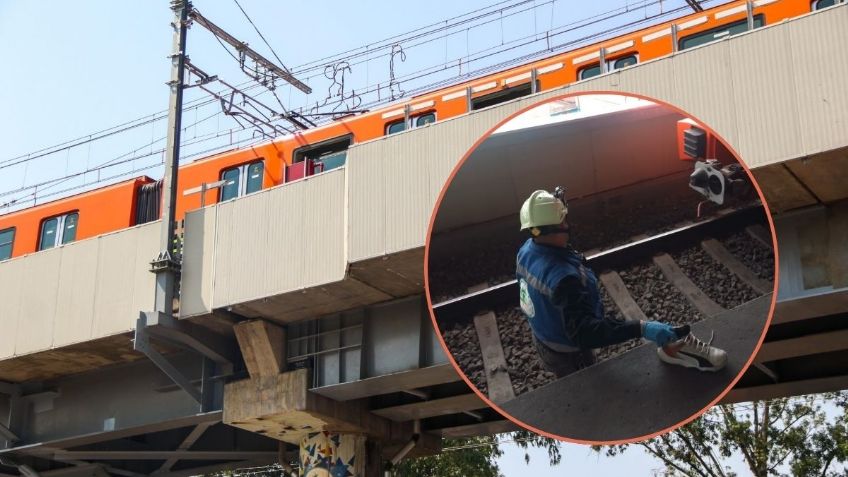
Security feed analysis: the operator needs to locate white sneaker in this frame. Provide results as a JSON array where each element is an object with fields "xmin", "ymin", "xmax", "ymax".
[{"xmin": 657, "ymin": 331, "xmax": 727, "ymax": 372}]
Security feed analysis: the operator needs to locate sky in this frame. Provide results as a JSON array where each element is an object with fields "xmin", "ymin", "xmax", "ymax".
[{"xmin": 0, "ymin": 1, "xmax": 764, "ymax": 475}]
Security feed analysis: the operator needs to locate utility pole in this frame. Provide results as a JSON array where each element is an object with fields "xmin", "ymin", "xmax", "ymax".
[
  {"xmin": 134, "ymin": 0, "xmax": 310, "ymax": 407},
  {"xmin": 152, "ymin": 0, "xmax": 189, "ymax": 312},
  {"xmin": 135, "ymin": 0, "xmax": 219, "ymax": 408}
]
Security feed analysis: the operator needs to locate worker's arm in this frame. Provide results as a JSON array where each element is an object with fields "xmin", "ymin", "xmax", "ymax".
[
  {"xmin": 551, "ymin": 276, "xmax": 641, "ymax": 349},
  {"xmin": 552, "ymin": 277, "xmax": 679, "ymax": 348}
]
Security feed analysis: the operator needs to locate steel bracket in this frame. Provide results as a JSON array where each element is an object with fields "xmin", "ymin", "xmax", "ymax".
[
  {"xmin": 0, "ymin": 382, "xmax": 21, "ymax": 450},
  {"xmin": 150, "ymin": 250, "xmax": 181, "ymax": 274},
  {"xmin": 135, "ymin": 312, "xmax": 231, "ymax": 410}
]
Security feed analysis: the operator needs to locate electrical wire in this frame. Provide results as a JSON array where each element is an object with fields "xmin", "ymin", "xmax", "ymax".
[
  {"xmin": 0, "ymin": 110, "xmax": 251, "ymax": 208},
  {"xmin": 0, "ymin": 78, "xmax": 267, "ymax": 169},
  {"xmin": 290, "ymin": 0, "xmax": 535, "ymax": 72},
  {"xmin": 231, "ymin": 0, "xmax": 295, "ymax": 76},
  {"xmin": 0, "ymin": 132, "xmax": 267, "ymax": 211},
  {"xmin": 2, "ymin": 0, "xmax": 734, "ymax": 202},
  {"xmin": 291, "ymin": 0, "xmax": 559, "ymax": 82},
  {"xmin": 2, "ymin": 0, "xmax": 704, "ymax": 167},
  {"xmin": 294, "ymin": 0, "xmax": 718, "ymax": 123}
]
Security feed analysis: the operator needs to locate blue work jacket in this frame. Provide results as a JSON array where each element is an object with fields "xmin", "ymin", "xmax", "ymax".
[{"xmin": 516, "ymin": 239, "xmax": 603, "ymax": 350}]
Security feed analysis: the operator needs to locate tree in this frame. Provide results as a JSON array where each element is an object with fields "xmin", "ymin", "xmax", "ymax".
[
  {"xmin": 394, "ymin": 431, "xmax": 561, "ymax": 477},
  {"xmin": 600, "ymin": 392, "xmax": 848, "ymax": 477}
]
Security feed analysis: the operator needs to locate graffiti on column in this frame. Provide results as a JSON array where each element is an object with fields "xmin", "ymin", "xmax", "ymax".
[{"xmin": 299, "ymin": 431, "xmax": 365, "ymax": 477}]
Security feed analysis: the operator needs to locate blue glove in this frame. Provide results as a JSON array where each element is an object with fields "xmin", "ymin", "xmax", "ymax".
[{"xmin": 643, "ymin": 321, "xmax": 678, "ymax": 347}]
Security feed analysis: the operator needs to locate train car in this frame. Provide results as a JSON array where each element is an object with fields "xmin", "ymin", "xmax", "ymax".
[
  {"xmin": 0, "ymin": 177, "xmax": 156, "ymax": 261},
  {"xmin": 0, "ymin": 0, "xmax": 831, "ymax": 257}
]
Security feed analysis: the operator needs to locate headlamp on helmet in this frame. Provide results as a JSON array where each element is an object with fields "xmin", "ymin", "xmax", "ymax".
[{"xmin": 519, "ymin": 187, "xmax": 568, "ymax": 236}]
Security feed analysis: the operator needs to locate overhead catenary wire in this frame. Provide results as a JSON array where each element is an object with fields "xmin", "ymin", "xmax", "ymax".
[
  {"xmin": 289, "ymin": 0, "xmax": 535, "ymax": 73},
  {"xmin": 2, "ymin": 0, "xmax": 734, "ymax": 203},
  {"xmin": 291, "ymin": 0, "xmax": 561, "ymax": 82},
  {"xmin": 231, "ymin": 0, "xmax": 296, "ymax": 76},
  {"xmin": 2, "ymin": 0, "xmax": 711, "ymax": 169},
  {"xmin": 293, "ymin": 0, "xmax": 720, "ymax": 121},
  {"xmin": 0, "ymin": 110, "xmax": 256, "ymax": 209},
  {"xmin": 0, "ymin": 133, "xmax": 268, "ymax": 211},
  {"xmin": 0, "ymin": 84, "xmax": 257, "ymax": 168}
]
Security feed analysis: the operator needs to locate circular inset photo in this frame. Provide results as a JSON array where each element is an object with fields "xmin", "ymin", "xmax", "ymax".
[{"xmin": 425, "ymin": 93, "xmax": 777, "ymax": 443}]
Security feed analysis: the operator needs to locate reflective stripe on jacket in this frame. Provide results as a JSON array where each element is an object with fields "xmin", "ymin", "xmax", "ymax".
[{"xmin": 516, "ymin": 239, "xmax": 602, "ymax": 349}]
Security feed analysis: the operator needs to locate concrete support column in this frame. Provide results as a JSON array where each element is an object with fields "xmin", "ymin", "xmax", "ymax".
[{"xmin": 298, "ymin": 432, "xmax": 367, "ymax": 476}]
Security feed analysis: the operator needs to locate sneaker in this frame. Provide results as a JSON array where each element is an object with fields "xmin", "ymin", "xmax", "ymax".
[{"xmin": 657, "ymin": 331, "xmax": 727, "ymax": 372}]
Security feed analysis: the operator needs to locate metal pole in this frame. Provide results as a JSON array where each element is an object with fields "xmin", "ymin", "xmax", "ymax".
[
  {"xmin": 599, "ymin": 48, "xmax": 608, "ymax": 74},
  {"xmin": 530, "ymin": 68, "xmax": 538, "ymax": 94},
  {"xmin": 154, "ymin": 0, "xmax": 189, "ymax": 317},
  {"xmin": 671, "ymin": 24, "xmax": 679, "ymax": 53},
  {"xmin": 746, "ymin": 0, "xmax": 755, "ymax": 31}
]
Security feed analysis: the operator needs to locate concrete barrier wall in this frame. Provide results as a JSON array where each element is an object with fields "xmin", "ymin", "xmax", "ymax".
[
  {"xmin": 0, "ymin": 222, "xmax": 158, "ymax": 359},
  {"xmin": 181, "ymin": 168, "xmax": 346, "ymax": 317}
]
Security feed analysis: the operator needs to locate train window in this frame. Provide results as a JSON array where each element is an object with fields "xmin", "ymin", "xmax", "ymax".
[
  {"xmin": 416, "ymin": 113, "xmax": 436, "ymax": 127},
  {"xmin": 293, "ymin": 136, "xmax": 352, "ymax": 174},
  {"xmin": 472, "ymin": 82, "xmax": 533, "ymax": 111},
  {"xmin": 385, "ymin": 112, "xmax": 437, "ymax": 136},
  {"xmin": 579, "ymin": 65, "xmax": 602, "ymax": 80},
  {"xmin": 314, "ymin": 150, "xmax": 347, "ymax": 173},
  {"xmin": 219, "ymin": 160, "xmax": 264, "ymax": 202},
  {"xmin": 246, "ymin": 162, "xmax": 264, "ymax": 195},
  {"xmin": 39, "ymin": 212, "xmax": 79, "ymax": 251},
  {"xmin": 0, "ymin": 227, "xmax": 14, "ymax": 260},
  {"xmin": 220, "ymin": 168, "xmax": 241, "ymax": 202},
  {"xmin": 812, "ymin": 0, "xmax": 837, "ymax": 9},
  {"xmin": 615, "ymin": 56, "xmax": 638, "ymax": 69},
  {"xmin": 386, "ymin": 120, "xmax": 406, "ymax": 135},
  {"xmin": 679, "ymin": 15, "xmax": 764, "ymax": 50},
  {"xmin": 62, "ymin": 213, "xmax": 78, "ymax": 244},
  {"xmin": 578, "ymin": 54, "xmax": 639, "ymax": 80}
]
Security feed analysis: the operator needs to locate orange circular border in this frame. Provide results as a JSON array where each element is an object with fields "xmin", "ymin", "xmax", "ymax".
[{"xmin": 422, "ymin": 90, "xmax": 780, "ymax": 446}]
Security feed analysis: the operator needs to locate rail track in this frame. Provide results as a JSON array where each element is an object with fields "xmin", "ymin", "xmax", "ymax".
[{"xmin": 431, "ymin": 204, "xmax": 775, "ymax": 400}]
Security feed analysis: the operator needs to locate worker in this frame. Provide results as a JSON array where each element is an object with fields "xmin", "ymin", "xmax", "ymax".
[{"xmin": 517, "ymin": 188, "xmax": 726, "ymax": 377}]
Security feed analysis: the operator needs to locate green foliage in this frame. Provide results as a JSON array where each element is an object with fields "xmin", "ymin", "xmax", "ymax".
[
  {"xmin": 394, "ymin": 437, "xmax": 504, "ymax": 477},
  {"xmin": 600, "ymin": 392, "xmax": 848, "ymax": 477},
  {"xmin": 509, "ymin": 430, "xmax": 561, "ymax": 466},
  {"xmin": 394, "ymin": 432, "xmax": 561, "ymax": 477}
]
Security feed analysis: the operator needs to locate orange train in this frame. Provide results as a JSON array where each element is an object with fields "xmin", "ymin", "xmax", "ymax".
[{"xmin": 0, "ymin": 0, "xmax": 833, "ymax": 261}]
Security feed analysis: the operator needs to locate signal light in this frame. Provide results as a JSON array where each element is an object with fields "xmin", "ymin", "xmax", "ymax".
[{"xmin": 683, "ymin": 127, "xmax": 707, "ymax": 160}]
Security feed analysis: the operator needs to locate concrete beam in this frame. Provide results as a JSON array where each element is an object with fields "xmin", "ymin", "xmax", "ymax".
[
  {"xmin": 773, "ymin": 288, "xmax": 848, "ymax": 324},
  {"xmin": 5, "ymin": 411, "xmax": 221, "ymax": 456},
  {"xmin": 223, "ymin": 369, "xmax": 409, "ymax": 444},
  {"xmin": 371, "ymin": 394, "xmax": 487, "ymax": 422},
  {"xmin": 233, "ymin": 320, "xmax": 286, "ymax": 378},
  {"xmin": 52, "ymin": 451, "xmax": 277, "ymax": 461},
  {"xmin": 756, "ymin": 329, "xmax": 848, "ymax": 363},
  {"xmin": 438, "ymin": 420, "xmax": 517, "ymax": 438},
  {"xmin": 722, "ymin": 375, "xmax": 848, "ymax": 404},
  {"xmin": 313, "ymin": 365, "xmax": 460, "ymax": 402}
]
